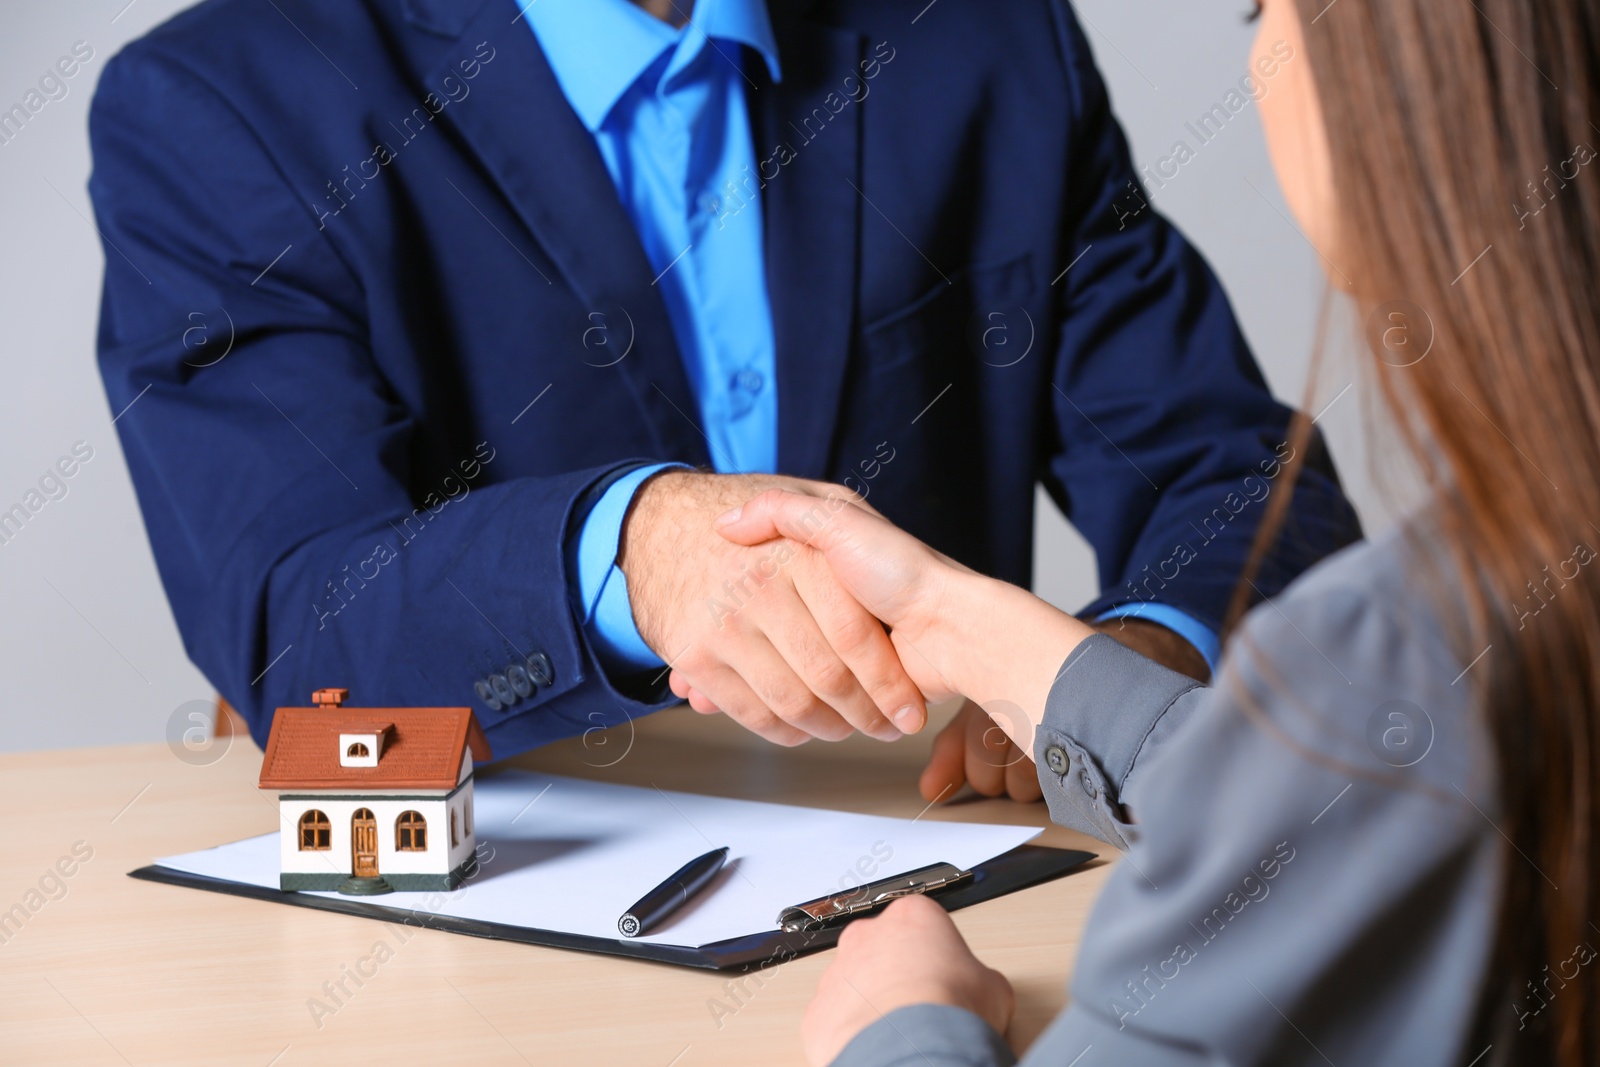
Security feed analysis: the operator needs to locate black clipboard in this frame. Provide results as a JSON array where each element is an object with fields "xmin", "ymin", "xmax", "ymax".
[{"xmin": 128, "ymin": 843, "xmax": 1095, "ymax": 971}]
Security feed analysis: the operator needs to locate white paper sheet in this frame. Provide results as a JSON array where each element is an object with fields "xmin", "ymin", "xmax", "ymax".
[{"xmin": 152, "ymin": 771, "xmax": 1042, "ymax": 948}]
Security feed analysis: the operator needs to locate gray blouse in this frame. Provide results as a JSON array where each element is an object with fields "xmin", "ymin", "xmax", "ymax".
[{"xmin": 832, "ymin": 528, "xmax": 1510, "ymax": 1066}]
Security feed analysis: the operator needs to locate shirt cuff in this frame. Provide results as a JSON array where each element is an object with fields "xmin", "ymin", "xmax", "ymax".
[
  {"xmin": 1093, "ymin": 601, "xmax": 1221, "ymax": 673},
  {"xmin": 570, "ymin": 463, "xmax": 686, "ymax": 673},
  {"xmin": 1034, "ymin": 634, "xmax": 1204, "ymax": 849}
]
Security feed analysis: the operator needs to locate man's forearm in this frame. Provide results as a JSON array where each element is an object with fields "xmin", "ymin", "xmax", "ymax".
[{"xmin": 1099, "ymin": 618, "xmax": 1211, "ymax": 683}]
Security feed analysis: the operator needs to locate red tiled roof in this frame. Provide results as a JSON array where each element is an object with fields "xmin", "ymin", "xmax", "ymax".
[{"xmin": 258, "ymin": 703, "xmax": 492, "ymax": 790}]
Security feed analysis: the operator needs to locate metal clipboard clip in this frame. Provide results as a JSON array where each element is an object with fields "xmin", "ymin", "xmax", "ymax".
[{"xmin": 776, "ymin": 862, "xmax": 974, "ymax": 933}]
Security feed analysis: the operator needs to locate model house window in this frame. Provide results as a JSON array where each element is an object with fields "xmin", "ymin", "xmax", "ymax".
[
  {"xmin": 338, "ymin": 730, "xmax": 385, "ymax": 767},
  {"xmin": 396, "ymin": 810, "xmax": 428, "ymax": 851},
  {"xmin": 298, "ymin": 810, "xmax": 330, "ymax": 851},
  {"xmin": 450, "ymin": 809, "xmax": 459, "ymax": 847},
  {"xmin": 464, "ymin": 796, "xmax": 473, "ymax": 836}
]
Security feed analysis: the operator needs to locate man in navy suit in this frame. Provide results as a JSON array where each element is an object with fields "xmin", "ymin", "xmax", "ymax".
[{"xmin": 88, "ymin": 0, "xmax": 1359, "ymax": 792}]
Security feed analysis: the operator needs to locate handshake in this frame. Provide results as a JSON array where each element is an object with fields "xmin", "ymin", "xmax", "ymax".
[{"xmin": 619, "ymin": 471, "xmax": 1052, "ymax": 803}]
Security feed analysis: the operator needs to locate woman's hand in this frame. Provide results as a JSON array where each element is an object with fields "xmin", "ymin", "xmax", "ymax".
[
  {"xmin": 714, "ymin": 489, "xmax": 960, "ymax": 638},
  {"xmin": 801, "ymin": 895, "xmax": 1014, "ymax": 1066},
  {"xmin": 710, "ymin": 489, "xmax": 970, "ymax": 702}
]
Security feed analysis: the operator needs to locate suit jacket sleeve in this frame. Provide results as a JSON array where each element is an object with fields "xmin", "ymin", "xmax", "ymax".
[
  {"xmin": 1045, "ymin": 2, "xmax": 1361, "ymax": 631},
  {"xmin": 88, "ymin": 46, "xmax": 676, "ymax": 753}
]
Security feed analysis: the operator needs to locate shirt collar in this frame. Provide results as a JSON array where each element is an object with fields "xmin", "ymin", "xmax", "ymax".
[{"xmin": 520, "ymin": 0, "xmax": 782, "ymax": 132}]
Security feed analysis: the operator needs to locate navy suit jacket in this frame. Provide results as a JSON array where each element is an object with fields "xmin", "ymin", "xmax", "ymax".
[{"xmin": 88, "ymin": 0, "xmax": 1361, "ymax": 755}]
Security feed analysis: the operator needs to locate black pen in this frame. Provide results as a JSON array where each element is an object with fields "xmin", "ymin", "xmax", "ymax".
[{"xmin": 618, "ymin": 846, "xmax": 729, "ymax": 938}]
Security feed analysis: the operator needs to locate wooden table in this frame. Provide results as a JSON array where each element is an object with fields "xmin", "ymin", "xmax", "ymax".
[{"xmin": 0, "ymin": 703, "xmax": 1111, "ymax": 1066}]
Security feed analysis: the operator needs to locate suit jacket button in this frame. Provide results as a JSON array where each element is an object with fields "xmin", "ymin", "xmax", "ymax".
[
  {"xmin": 1044, "ymin": 745, "xmax": 1068, "ymax": 775},
  {"xmin": 474, "ymin": 678, "xmax": 503, "ymax": 712},
  {"xmin": 488, "ymin": 673, "xmax": 516, "ymax": 706},
  {"xmin": 526, "ymin": 651, "xmax": 554, "ymax": 688},
  {"xmin": 1079, "ymin": 768, "xmax": 1099, "ymax": 799},
  {"xmin": 506, "ymin": 663, "xmax": 533, "ymax": 698}
]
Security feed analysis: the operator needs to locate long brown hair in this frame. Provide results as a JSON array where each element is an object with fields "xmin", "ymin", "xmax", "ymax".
[{"xmin": 1240, "ymin": 2, "xmax": 1600, "ymax": 1062}]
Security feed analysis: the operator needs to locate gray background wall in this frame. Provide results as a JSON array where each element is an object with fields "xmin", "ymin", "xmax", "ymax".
[{"xmin": 0, "ymin": 0, "xmax": 1385, "ymax": 752}]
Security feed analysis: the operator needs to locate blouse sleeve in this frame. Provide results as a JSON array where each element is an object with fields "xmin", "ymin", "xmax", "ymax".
[
  {"xmin": 1031, "ymin": 634, "xmax": 1207, "ymax": 849},
  {"xmin": 833, "ymin": 539, "xmax": 1501, "ymax": 1067}
]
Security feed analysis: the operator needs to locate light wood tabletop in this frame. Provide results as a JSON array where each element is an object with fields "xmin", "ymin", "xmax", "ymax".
[{"xmin": 0, "ymin": 702, "xmax": 1112, "ymax": 1067}]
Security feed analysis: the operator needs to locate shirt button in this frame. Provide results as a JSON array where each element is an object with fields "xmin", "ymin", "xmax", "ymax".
[
  {"xmin": 736, "ymin": 369, "xmax": 764, "ymax": 393},
  {"xmin": 1080, "ymin": 768, "xmax": 1099, "ymax": 799},
  {"xmin": 698, "ymin": 193, "xmax": 720, "ymax": 215},
  {"xmin": 1044, "ymin": 745, "xmax": 1068, "ymax": 775}
]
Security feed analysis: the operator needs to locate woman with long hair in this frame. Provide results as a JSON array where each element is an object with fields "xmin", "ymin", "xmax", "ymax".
[{"xmin": 705, "ymin": 0, "xmax": 1600, "ymax": 1063}]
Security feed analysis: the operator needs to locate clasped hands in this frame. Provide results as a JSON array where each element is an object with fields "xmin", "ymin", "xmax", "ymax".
[
  {"xmin": 623, "ymin": 475, "xmax": 1208, "ymax": 1061},
  {"xmin": 618, "ymin": 470, "xmax": 1041, "ymax": 802},
  {"xmin": 620, "ymin": 470, "xmax": 1112, "ymax": 1063}
]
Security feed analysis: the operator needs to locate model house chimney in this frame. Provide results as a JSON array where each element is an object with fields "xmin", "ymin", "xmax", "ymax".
[{"xmin": 313, "ymin": 687, "xmax": 348, "ymax": 708}]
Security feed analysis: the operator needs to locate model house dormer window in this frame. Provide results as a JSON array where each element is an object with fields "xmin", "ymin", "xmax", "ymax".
[{"xmin": 338, "ymin": 725, "xmax": 390, "ymax": 767}]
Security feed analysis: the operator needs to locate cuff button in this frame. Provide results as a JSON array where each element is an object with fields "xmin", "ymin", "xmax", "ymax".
[
  {"xmin": 1044, "ymin": 745, "xmax": 1068, "ymax": 775},
  {"xmin": 488, "ymin": 672, "xmax": 516, "ymax": 706},
  {"xmin": 526, "ymin": 651, "xmax": 554, "ymax": 688},
  {"xmin": 474, "ymin": 678, "xmax": 503, "ymax": 712},
  {"xmin": 506, "ymin": 663, "xmax": 533, "ymax": 698},
  {"xmin": 1079, "ymin": 768, "xmax": 1099, "ymax": 799}
]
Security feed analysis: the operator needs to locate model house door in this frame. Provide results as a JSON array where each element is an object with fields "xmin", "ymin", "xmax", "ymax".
[{"xmin": 351, "ymin": 809, "xmax": 378, "ymax": 877}]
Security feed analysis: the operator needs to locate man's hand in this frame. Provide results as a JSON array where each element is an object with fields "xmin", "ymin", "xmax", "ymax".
[
  {"xmin": 916, "ymin": 618, "xmax": 1209, "ymax": 803},
  {"xmin": 801, "ymin": 895, "xmax": 1014, "ymax": 1067},
  {"xmin": 918, "ymin": 699, "xmax": 1042, "ymax": 803},
  {"xmin": 621, "ymin": 470, "xmax": 927, "ymax": 746}
]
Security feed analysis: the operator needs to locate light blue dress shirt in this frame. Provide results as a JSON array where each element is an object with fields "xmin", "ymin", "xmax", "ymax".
[
  {"xmin": 524, "ymin": 0, "xmax": 781, "ymax": 671},
  {"xmin": 1095, "ymin": 601, "xmax": 1220, "ymax": 670},
  {"xmin": 525, "ymin": 0, "xmax": 1218, "ymax": 678}
]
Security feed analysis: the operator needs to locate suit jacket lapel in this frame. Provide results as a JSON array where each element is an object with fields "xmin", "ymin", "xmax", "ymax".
[
  {"xmin": 753, "ymin": 16, "xmax": 865, "ymax": 479},
  {"xmin": 407, "ymin": 0, "xmax": 710, "ymax": 465}
]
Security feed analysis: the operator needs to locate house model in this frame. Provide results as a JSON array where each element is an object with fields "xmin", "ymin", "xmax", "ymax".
[{"xmin": 258, "ymin": 688, "xmax": 492, "ymax": 896}]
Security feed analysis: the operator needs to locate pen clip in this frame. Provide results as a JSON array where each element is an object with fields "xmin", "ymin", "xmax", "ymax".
[{"xmin": 776, "ymin": 862, "xmax": 973, "ymax": 932}]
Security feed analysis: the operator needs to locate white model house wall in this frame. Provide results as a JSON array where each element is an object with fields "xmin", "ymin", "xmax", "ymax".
[{"xmin": 277, "ymin": 783, "xmax": 477, "ymax": 879}]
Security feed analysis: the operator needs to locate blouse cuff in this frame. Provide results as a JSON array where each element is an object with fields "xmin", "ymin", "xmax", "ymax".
[
  {"xmin": 1033, "ymin": 634, "xmax": 1204, "ymax": 848},
  {"xmin": 828, "ymin": 1004, "xmax": 1016, "ymax": 1067}
]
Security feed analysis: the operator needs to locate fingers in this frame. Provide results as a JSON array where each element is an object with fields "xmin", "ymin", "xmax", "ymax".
[
  {"xmin": 791, "ymin": 551, "xmax": 926, "ymax": 735},
  {"xmin": 919, "ymin": 708, "xmax": 971, "ymax": 802},
  {"xmin": 673, "ymin": 478, "xmax": 931, "ymax": 746},
  {"xmin": 826, "ymin": 896, "xmax": 1016, "ymax": 1046},
  {"xmin": 983, "ymin": 700, "xmax": 1041, "ymax": 802},
  {"xmin": 669, "ymin": 671, "xmax": 723, "ymax": 717},
  {"xmin": 919, "ymin": 701, "xmax": 1041, "ymax": 803},
  {"xmin": 677, "ymin": 661, "xmax": 814, "ymax": 746},
  {"xmin": 732, "ymin": 634, "xmax": 862, "ymax": 742},
  {"xmin": 961, "ymin": 703, "xmax": 1010, "ymax": 797},
  {"xmin": 1004, "ymin": 750, "xmax": 1043, "ymax": 802},
  {"xmin": 714, "ymin": 488, "xmax": 872, "ymax": 550},
  {"xmin": 885, "ymin": 889, "xmax": 958, "ymax": 927},
  {"xmin": 770, "ymin": 474, "xmax": 885, "ymax": 519},
  {"xmin": 760, "ymin": 594, "xmax": 902, "ymax": 742},
  {"xmin": 805, "ymin": 477, "xmax": 886, "ymax": 519},
  {"xmin": 669, "ymin": 672, "xmax": 725, "ymax": 718}
]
